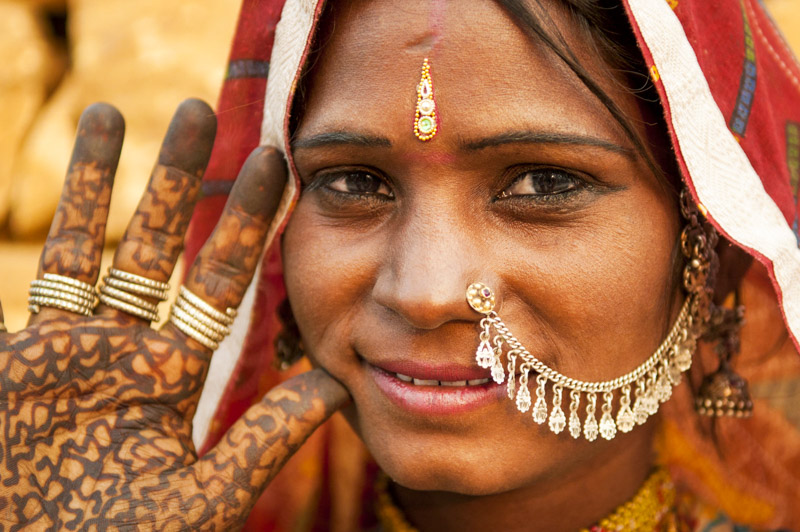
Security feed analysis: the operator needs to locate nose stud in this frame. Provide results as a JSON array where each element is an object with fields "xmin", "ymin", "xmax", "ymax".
[
  {"xmin": 467, "ymin": 282, "xmax": 503, "ymax": 384},
  {"xmin": 466, "ymin": 282, "xmax": 495, "ymax": 314}
]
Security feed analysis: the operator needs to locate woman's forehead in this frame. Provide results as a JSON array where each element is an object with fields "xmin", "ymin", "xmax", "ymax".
[{"xmin": 296, "ymin": 0, "xmax": 636, "ymax": 152}]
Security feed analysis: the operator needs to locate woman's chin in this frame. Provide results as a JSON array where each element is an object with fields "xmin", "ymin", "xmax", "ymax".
[
  {"xmin": 378, "ymin": 457, "xmax": 521, "ymax": 496},
  {"xmin": 355, "ymin": 426, "xmax": 541, "ymax": 496},
  {"xmin": 340, "ymin": 393, "xmax": 581, "ymax": 497}
]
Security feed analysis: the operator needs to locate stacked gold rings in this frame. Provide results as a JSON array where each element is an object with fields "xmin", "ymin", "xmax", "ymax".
[
  {"xmin": 168, "ymin": 286, "xmax": 236, "ymax": 350},
  {"xmin": 28, "ymin": 273, "xmax": 98, "ymax": 316},
  {"xmin": 98, "ymin": 268, "xmax": 170, "ymax": 322}
]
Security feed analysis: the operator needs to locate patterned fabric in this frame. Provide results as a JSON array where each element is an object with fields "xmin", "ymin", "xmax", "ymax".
[
  {"xmin": 184, "ymin": 0, "xmax": 800, "ymax": 529},
  {"xmin": 655, "ymin": 266, "xmax": 800, "ymax": 528},
  {"xmin": 186, "ymin": 1, "xmax": 275, "ymax": 446},
  {"xmin": 622, "ymin": 0, "xmax": 800, "ymax": 346}
]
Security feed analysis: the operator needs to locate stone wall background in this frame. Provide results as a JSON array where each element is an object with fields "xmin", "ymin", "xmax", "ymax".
[{"xmin": 0, "ymin": 1, "xmax": 797, "ymax": 331}]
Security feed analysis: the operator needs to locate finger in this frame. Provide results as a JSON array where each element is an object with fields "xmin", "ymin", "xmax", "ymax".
[
  {"xmin": 167, "ymin": 146, "xmax": 287, "ymax": 344},
  {"xmin": 97, "ymin": 100, "xmax": 216, "ymax": 323},
  {"xmin": 32, "ymin": 103, "xmax": 124, "ymax": 321},
  {"xmin": 191, "ymin": 369, "xmax": 349, "ymax": 525},
  {"xmin": 109, "ymin": 99, "xmax": 217, "ymax": 287}
]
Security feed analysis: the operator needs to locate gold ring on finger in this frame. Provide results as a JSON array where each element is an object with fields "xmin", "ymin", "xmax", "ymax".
[
  {"xmin": 169, "ymin": 312, "xmax": 220, "ymax": 350},
  {"xmin": 173, "ymin": 297, "xmax": 230, "ymax": 335},
  {"xmin": 99, "ymin": 285, "xmax": 159, "ymax": 313},
  {"xmin": 178, "ymin": 286, "xmax": 236, "ymax": 324},
  {"xmin": 42, "ymin": 273, "xmax": 96, "ymax": 294},
  {"xmin": 167, "ymin": 286, "xmax": 236, "ymax": 351},
  {"xmin": 31, "ymin": 279, "xmax": 96, "ymax": 299},
  {"xmin": 108, "ymin": 268, "xmax": 170, "ymax": 291},
  {"xmin": 103, "ymin": 276, "xmax": 169, "ymax": 301},
  {"xmin": 28, "ymin": 274, "xmax": 97, "ymax": 316},
  {"xmin": 97, "ymin": 267, "xmax": 169, "ymax": 322},
  {"xmin": 28, "ymin": 295, "xmax": 94, "ymax": 316},
  {"xmin": 29, "ymin": 286, "xmax": 97, "ymax": 308},
  {"xmin": 98, "ymin": 293, "xmax": 160, "ymax": 322}
]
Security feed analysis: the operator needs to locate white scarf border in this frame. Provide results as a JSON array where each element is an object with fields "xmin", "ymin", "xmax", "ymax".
[
  {"xmin": 193, "ymin": 0, "xmax": 800, "ymax": 448},
  {"xmin": 193, "ymin": 0, "xmax": 322, "ymax": 450},
  {"xmin": 623, "ymin": 0, "xmax": 800, "ymax": 344}
]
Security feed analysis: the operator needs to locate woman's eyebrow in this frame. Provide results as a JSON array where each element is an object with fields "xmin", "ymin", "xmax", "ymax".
[
  {"xmin": 459, "ymin": 130, "xmax": 635, "ymax": 158},
  {"xmin": 292, "ymin": 131, "xmax": 392, "ymax": 150}
]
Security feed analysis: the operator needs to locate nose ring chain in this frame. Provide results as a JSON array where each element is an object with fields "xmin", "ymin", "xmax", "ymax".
[{"xmin": 467, "ymin": 282, "xmax": 696, "ymax": 441}]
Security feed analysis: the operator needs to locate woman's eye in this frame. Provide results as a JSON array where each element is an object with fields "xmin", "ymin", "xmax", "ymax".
[
  {"xmin": 325, "ymin": 171, "xmax": 393, "ymax": 198},
  {"xmin": 501, "ymin": 169, "xmax": 582, "ymax": 198}
]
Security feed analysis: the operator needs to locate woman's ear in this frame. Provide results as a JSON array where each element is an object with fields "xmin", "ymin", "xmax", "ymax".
[{"xmin": 713, "ymin": 236, "xmax": 753, "ymax": 304}]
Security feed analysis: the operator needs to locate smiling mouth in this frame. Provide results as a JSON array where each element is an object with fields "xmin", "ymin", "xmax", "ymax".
[
  {"xmin": 366, "ymin": 363, "xmax": 506, "ymax": 416},
  {"xmin": 393, "ymin": 373, "xmax": 491, "ymax": 387}
]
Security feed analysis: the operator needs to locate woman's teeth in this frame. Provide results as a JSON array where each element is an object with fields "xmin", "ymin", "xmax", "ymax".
[{"xmin": 395, "ymin": 373, "xmax": 490, "ymax": 386}]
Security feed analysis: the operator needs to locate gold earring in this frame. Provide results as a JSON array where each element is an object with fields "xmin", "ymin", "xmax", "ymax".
[
  {"xmin": 678, "ymin": 190, "xmax": 753, "ymax": 418},
  {"xmin": 695, "ymin": 303, "xmax": 753, "ymax": 417},
  {"xmin": 414, "ymin": 58, "xmax": 438, "ymax": 141}
]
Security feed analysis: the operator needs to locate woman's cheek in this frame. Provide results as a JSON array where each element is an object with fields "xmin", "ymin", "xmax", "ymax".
[{"xmin": 281, "ymin": 201, "xmax": 380, "ymax": 369}]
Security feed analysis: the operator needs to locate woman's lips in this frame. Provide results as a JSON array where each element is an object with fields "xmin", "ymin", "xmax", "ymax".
[
  {"xmin": 374, "ymin": 360, "xmax": 492, "ymax": 382},
  {"xmin": 367, "ymin": 363, "xmax": 506, "ymax": 415}
]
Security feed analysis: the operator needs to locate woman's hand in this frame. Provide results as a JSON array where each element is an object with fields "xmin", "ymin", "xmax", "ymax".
[{"xmin": 0, "ymin": 100, "xmax": 349, "ymax": 530}]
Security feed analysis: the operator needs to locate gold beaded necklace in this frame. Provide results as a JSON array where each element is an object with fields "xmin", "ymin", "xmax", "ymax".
[{"xmin": 375, "ymin": 468, "xmax": 677, "ymax": 532}]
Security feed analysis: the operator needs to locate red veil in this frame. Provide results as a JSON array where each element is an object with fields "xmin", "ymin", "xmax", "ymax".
[{"xmin": 185, "ymin": 0, "xmax": 800, "ymax": 528}]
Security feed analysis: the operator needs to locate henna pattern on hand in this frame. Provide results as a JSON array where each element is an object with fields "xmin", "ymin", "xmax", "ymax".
[
  {"xmin": 0, "ymin": 103, "xmax": 341, "ymax": 530},
  {"xmin": 187, "ymin": 207, "xmax": 270, "ymax": 310},
  {"xmin": 114, "ymin": 164, "xmax": 204, "ymax": 281},
  {"xmin": 113, "ymin": 99, "xmax": 216, "ymax": 284},
  {"xmin": 183, "ymin": 147, "xmax": 287, "ymax": 314},
  {"xmin": 0, "ymin": 315, "xmax": 346, "ymax": 530},
  {"xmin": 37, "ymin": 104, "xmax": 124, "ymax": 285}
]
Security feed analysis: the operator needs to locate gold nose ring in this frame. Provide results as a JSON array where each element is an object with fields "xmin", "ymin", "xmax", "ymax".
[{"xmin": 466, "ymin": 281, "xmax": 696, "ymax": 442}]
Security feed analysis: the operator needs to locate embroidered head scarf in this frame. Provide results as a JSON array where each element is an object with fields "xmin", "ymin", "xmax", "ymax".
[{"xmin": 185, "ymin": 0, "xmax": 800, "ymax": 528}]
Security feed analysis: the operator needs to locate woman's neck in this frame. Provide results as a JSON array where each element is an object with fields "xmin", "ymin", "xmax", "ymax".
[{"xmin": 392, "ymin": 429, "xmax": 656, "ymax": 532}]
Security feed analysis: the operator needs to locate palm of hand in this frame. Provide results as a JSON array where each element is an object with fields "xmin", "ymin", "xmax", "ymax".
[
  {"xmin": 0, "ymin": 101, "xmax": 347, "ymax": 531},
  {"xmin": 2, "ymin": 314, "xmax": 200, "ymax": 524}
]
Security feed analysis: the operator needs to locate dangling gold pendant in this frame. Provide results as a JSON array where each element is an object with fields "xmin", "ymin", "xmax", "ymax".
[{"xmin": 414, "ymin": 58, "xmax": 438, "ymax": 141}]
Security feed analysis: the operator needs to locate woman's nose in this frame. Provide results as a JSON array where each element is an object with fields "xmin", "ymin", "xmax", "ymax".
[{"xmin": 371, "ymin": 211, "xmax": 492, "ymax": 330}]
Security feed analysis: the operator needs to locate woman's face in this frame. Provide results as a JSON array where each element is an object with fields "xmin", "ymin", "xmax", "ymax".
[{"xmin": 284, "ymin": 0, "xmax": 680, "ymax": 494}]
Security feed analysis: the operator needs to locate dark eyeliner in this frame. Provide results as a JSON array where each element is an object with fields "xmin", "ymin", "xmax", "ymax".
[
  {"xmin": 305, "ymin": 168, "xmax": 394, "ymax": 208},
  {"xmin": 495, "ymin": 166, "xmax": 589, "ymax": 203}
]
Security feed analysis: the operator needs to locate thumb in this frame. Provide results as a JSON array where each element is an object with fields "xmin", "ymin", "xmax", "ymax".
[{"xmin": 191, "ymin": 368, "xmax": 349, "ymax": 525}]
